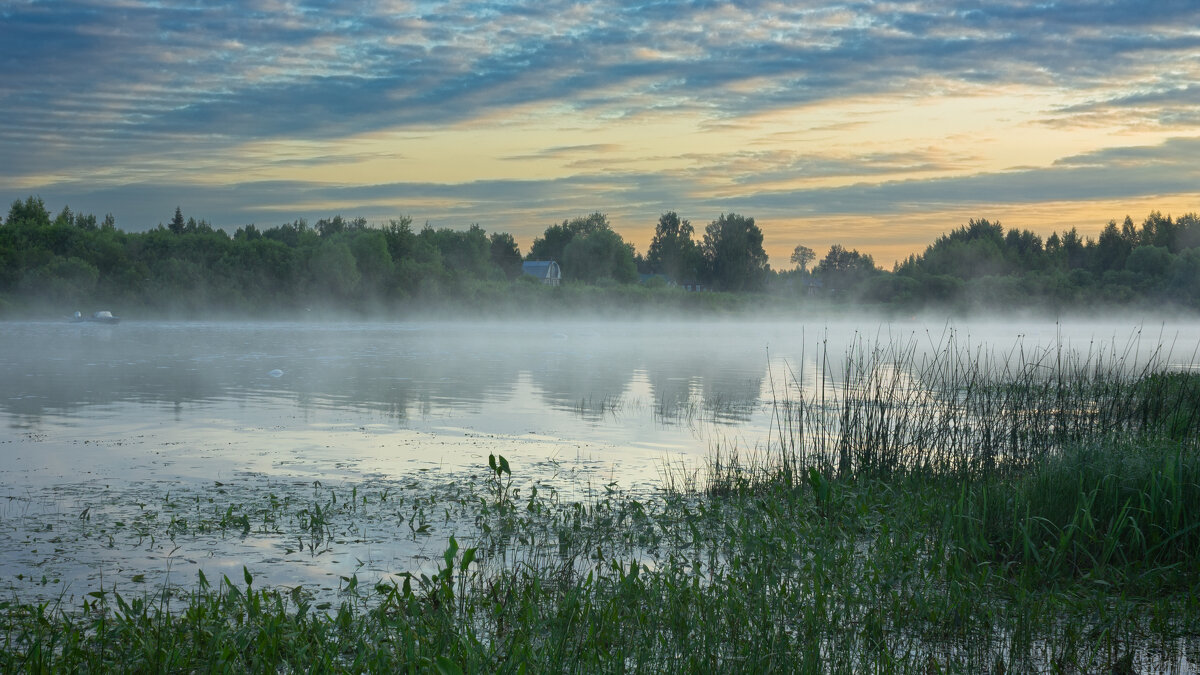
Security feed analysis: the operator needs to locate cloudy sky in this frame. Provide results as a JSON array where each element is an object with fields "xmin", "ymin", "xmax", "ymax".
[{"xmin": 4, "ymin": 0, "xmax": 1200, "ymax": 266}]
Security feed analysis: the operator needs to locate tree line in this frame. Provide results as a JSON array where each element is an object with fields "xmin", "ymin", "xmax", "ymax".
[
  {"xmin": 2, "ymin": 194, "xmax": 1199, "ymax": 315},
  {"xmin": 867, "ymin": 214, "xmax": 1200, "ymax": 311},
  {"xmin": 0, "ymin": 198, "xmax": 777, "ymax": 314}
]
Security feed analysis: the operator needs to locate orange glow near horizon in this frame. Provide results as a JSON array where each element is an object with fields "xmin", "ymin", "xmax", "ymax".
[
  {"xmin": 8, "ymin": 0, "xmax": 1200, "ymax": 263},
  {"xmin": 749, "ymin": 195, "xmax": 1200, "ymax": 271},
  {"xmin": 9, "ymin": 67, "xmax": 1200, "ymax": 269}
]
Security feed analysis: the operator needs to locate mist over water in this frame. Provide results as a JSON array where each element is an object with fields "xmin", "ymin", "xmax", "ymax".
[
  {"xmin": 1, "ymin": 315, "xmax": 1197, "ymax": 601},
  {"xmin": 1, "ymin": 320, "xmax": 775, "ymax": 487},
  {"xmin": 3, "ymin": 317, "xmax": 1198, "ymax": 481}
]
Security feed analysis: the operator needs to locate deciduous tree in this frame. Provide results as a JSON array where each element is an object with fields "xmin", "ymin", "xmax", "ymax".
[
  {"xmin": 815, "ymin": 244, "xmax": 878, "ymax": 293},
  {"xmin": 489, "ymin": 232, "xmax": 523, "ymax": 279},
  {"xmin": 790, "ymin": 244, "xmax": 815, "ymax": 272},
  {"xmin": 563, "ymin": 227, "xmax": 637, "ymax": 284},
  {"xmin": 701, "ymin": 213, "xmax": 768, "ymax": 291},
  {"xmin": 528, "ymin": 213, "xmax": 611, "ymax": 262},
  {"xmin": 647, "ymin": 212, "xmax": 700, "ymax": 282}
]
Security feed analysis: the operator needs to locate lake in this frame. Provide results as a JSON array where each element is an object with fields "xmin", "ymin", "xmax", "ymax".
[{"xmin": 1, "ymin": 317, "xmax": 1196, "ymax": 603}]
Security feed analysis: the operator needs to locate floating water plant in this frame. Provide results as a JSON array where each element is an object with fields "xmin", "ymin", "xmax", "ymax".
[{"xmin": 0, "ymin": 333, "xmax": 1196, "ymax": 672}]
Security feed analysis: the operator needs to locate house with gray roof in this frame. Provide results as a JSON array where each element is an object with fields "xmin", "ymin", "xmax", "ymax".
[{"xmin": 521, "ymin": 260, "xmax": 562, "ymax": 286}]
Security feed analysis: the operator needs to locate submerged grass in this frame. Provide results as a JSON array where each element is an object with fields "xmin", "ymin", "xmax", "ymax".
[{"xmin": 1, "ymin": 334, "xmax": 1198, "ymax": 673}]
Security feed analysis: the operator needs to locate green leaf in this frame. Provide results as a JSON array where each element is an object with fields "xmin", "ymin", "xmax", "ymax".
[
  {"xmin": 460, "ymin": 547, "xmax": 477, "ymax": 572},
  {"xmin": 243, "ymin": 566, "xmax": 253, "ymax": 587},
  {"xmin": 434, "ymin": 656, "xmax": 464, "ymax": 675}
]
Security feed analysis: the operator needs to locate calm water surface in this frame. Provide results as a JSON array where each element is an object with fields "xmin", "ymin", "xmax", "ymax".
[
  {"xmin": 2, "ymin": 320, "xmax": 798, "ymax": 489},
  {"xmin": 1, "ymin": 318, "xmax": 1195, "ymax": 602}
]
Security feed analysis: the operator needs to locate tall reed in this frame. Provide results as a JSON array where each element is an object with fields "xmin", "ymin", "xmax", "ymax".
[{"xmin": 758, "ymin": 329, "xmax": 1198, "ymax": 486}]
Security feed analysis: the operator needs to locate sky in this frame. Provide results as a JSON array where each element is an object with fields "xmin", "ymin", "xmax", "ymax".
[{"xmin": 4, "ymin": 0, "xmax": 1200, "ymax": 267}]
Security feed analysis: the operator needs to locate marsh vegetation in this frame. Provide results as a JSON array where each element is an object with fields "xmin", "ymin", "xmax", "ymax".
[{"xmin": 1, "ymin": 326, "xmax": 1197, "ymax": 672}]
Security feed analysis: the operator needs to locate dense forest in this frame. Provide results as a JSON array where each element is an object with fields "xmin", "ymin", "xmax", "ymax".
[
  {"xmin": 2, "ymin": 195, "xmax": 1198, "ymax": 317},
  {"xmin": 873, "ymin": 214, "xmax": 1200, "ymax": 310}
]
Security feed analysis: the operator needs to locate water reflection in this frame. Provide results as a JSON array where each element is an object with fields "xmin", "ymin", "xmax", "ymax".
[
  {"xmin": 0, "ymin": 321, "xmax": 769, "ymax": 428},
  {"xmin": 2, "ymin": 317, "xmax": 1198, "ymax": 611},
  {"xmin": 5, "ymin": 319, "xmax": 1194, "ymax": 432}
]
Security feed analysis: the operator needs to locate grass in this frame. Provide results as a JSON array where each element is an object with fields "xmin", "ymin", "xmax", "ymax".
[
  {"xmin": 950, "ymin": 440, "xmax": 1200, "ymax": 590},
  {"xmin": 1, "ymin": 336, "xmax": 1198, "ymax": 673},
  {"xmin": 5, "ymin": 448, "xmax": 1195, "ymax": 673},
  {"xmin": 2, "ymin": 447, "xmax": 1197, "ymax": 672},
  {"xmin": 757, "ymin": 327, "xmax": 1200, "ymax": 483}
]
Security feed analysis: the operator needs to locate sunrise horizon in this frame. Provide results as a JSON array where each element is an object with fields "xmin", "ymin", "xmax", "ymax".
[{"xmin": 6, "ymin": 1, "xmax": 1200, "ymax": 268}]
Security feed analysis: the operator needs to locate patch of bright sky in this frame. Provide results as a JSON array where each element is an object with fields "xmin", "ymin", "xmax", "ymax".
[
  {"xmin": 144, "ymin": 72, "xmax": 1197, "ymax": 271},
  {"xmin": 215, "ymin": 79, "xmax": 1188, "ymax": 199},
  {"xmin": 770, "ymin": 193, "xmax": 1200, "ymax": 270},
  {"xmin": 7, "ymin": 0, "xmax": 1200, "ymax": 268}
]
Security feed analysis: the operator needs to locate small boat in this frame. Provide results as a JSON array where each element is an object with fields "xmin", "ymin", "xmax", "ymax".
[{"xmin": 72, "ymin": 310, "xmax": 121, "ymax": 324}]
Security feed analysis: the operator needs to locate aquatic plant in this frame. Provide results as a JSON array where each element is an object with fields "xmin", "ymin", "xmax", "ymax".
[
  {"xmin": 1, "ymin": 333, "xmax": 1197, "ymax": 672},
  {"xmin": 751, "ymin": 330, "xmax": 1199, "ymax": 488}
]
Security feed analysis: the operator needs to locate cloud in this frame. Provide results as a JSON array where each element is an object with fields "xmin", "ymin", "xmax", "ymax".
[
  {"xmin": 24, "ymin": 137, "xmax": 1199, "ymax": 246},
  {"xmin": 1051, "ymin": 84, "xmax": 1200, "ymax": 129},
  {"xmin": 6, "ymin": 0, "xmax": 1200, "ymax": 172},
  {"xmin": 725, "ymin": 137, "xmax": 1200, "ymax": 217},
  {"xmin": 501, "ymin": 144, "xmax": 623, "ymax": 161},
  {"xmin": 7, "ymin": 0, "xmax": 1200, "ymax": 258}
]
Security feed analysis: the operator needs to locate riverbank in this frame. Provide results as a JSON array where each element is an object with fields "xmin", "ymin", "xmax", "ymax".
[
  {"xmin": 1, "ymin": 437, "xmax": 1196, "ymax": 672},
  {"xmin": 2, "ymin": 363, "xmax": 1196, "ymax": 672}
]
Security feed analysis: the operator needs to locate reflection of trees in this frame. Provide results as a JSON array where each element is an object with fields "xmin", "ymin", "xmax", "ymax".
[
  {"xmin": 0, "ymin": 324, "xmax": 528, "ymax": 422},
  {"xmin": 521, "ymin": 329, "xmax": 765, "ymax": 424},
  {"xmin": 522, "ymin": 334, "xmax": 634, "ymax": 419},
  {"xmin": 0, "ymin": 323, "xmax": 769, "ymax": 426},
  {"xmin": 641, "ymin": 335, "xmax": 765, "ymax": 424},
  {"xmin": 0, "ymin": 326, "xmax": 227, "ymax": 421},
  {"xmin": 283, "ymin": 338, "xmax": 523, "ymax": 420}
]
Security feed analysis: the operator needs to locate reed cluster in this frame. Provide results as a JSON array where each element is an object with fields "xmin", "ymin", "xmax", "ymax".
[
  {"xmin": 725, "ymin": 329, "xmax": 1200, "ymax": 491},
  {"xmin": 2, "ymin": 334, "xmax": 1197, "ymax": 673}
]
